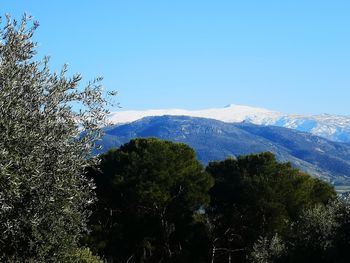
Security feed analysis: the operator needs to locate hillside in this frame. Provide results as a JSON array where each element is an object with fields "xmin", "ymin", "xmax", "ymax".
[
  {"xmin": 108, "ymin": 104, "xmax": 350, "ymax": 143},
  {"xmin": 98, "ymin": 115, "xmax": 350, "ymax": 185}
]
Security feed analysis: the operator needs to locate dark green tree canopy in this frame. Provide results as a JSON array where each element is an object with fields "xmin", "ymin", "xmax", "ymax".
[
  {"xmin": 206, "ymin": 152, "xmax": 336, "ymax": 262},
  {"xmin": 93, "ymin": 138, "xmax": 213, "ymax": 213},
  {"xmin": 86, "ymin": 138, "xmax": 214, "ymax": 262}
]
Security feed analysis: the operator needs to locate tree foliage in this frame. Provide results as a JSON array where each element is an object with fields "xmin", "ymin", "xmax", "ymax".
[
  {"xmin": 0, "ymin": 14, "xmax": 111, "ymax": 262},
  {"xmin": 85, "ymin": 138, "xmax": 214, "ymax": 263},
  {"xmin": 69, "ymin": 248, "xmax": 105, "ymax": 263},
  {"xmin": 252, "ymin": 197, "xmax": 350, "ymax": 263},
  {"xmin": 250, "ymin": 234, "xmax": 286, "ymax": 263},
  {"xmin": 206, "ymin": 152, "xmax": 336, "ymax": 262},
  {"xmin": 1, "ymin": 12, "xmax": 346, "ymax": 263},
  {"xmin": 86, "ymin": 145, "xmax": 338, "ymax": 263}
]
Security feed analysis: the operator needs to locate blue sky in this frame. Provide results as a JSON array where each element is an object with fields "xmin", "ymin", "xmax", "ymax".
[{"xmin": 3, "ymin": 1, "xmax": 350, "ymax": 115}]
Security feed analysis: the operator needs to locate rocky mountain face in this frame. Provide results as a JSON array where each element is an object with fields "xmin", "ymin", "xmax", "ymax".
[
  {"xmin": 108, "ymin": 104, "xmax": 350, "ymax": 143},
  {"xmin": 98, "ymin": 115, "xmax": 350, "ymax": 186}
]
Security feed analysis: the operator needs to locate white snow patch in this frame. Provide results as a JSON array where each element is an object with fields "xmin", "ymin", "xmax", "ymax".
[{"xmin": 107, "ymin": 104, "xmax": 350, "ymax": 142}]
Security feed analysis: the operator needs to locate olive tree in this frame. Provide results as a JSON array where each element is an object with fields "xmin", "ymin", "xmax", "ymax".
[{"xmin": 0, "ymin": 14, "xmax": 113, "ymax": 262}]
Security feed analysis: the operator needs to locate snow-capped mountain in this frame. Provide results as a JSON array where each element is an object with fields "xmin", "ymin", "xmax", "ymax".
[
  {"xmin": 108, "ymin": 104, "xmax": 350, "ymax": 143},
  {"xmin": 99, "ymin": 115, "xmax": 350, "ymax": 185}
]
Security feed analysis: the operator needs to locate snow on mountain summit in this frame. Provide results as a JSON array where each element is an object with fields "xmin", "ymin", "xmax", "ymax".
[
  {"xmin": 108, "ymin": 104, "xmax": 281, "ymax": 124},
  {"xmin": 108, "ymin": 104, "xmax": 350, "ymax": 143}
]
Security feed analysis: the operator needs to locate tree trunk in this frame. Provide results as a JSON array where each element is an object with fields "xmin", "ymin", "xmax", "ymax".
[{"xmin": 211, "ymin": 246, "xmax": 216, "ymax": 263}]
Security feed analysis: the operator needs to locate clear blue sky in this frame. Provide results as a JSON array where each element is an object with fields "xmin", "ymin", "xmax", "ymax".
[{"xmin": 3, "ymin": 1, "xmax": 350, "ymax": 115}]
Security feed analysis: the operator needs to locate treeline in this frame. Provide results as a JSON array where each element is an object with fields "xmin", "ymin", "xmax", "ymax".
[
  {"xmin": 83, "ymin": 138, "xmax": 350, "ymax": 263},
  {"xmin": 2, "ymin": 14, "xmax": 350, "ymax": 263}
]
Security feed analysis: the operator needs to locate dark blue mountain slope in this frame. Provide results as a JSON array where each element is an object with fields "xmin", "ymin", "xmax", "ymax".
[{"xmin": 97, "ymin": 116, "xmax": 350, "ymax": 185}]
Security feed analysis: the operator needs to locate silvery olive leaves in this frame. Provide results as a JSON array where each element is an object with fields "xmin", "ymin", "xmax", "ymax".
[{"xmin": 0, "ymin": 14, "xmax": 113, "ymax": 262}]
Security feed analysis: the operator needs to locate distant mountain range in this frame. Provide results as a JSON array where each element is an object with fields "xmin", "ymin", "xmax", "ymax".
[
  {"xmin": 98, "ymin": 115, "xmax": 350, "ymax": 186},
  {"xmin": 108, "ymin": 104, "xmax": 350, "ymax": 143}
]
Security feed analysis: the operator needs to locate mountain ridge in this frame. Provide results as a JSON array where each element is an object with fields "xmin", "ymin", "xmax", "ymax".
[
  {"xmin": 108, "ymin": 104, "xmax": 350, "ymax": 143},
  {"xmin": 98, "ymin": 115, "xmax": 350, "ymax": 185}
]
